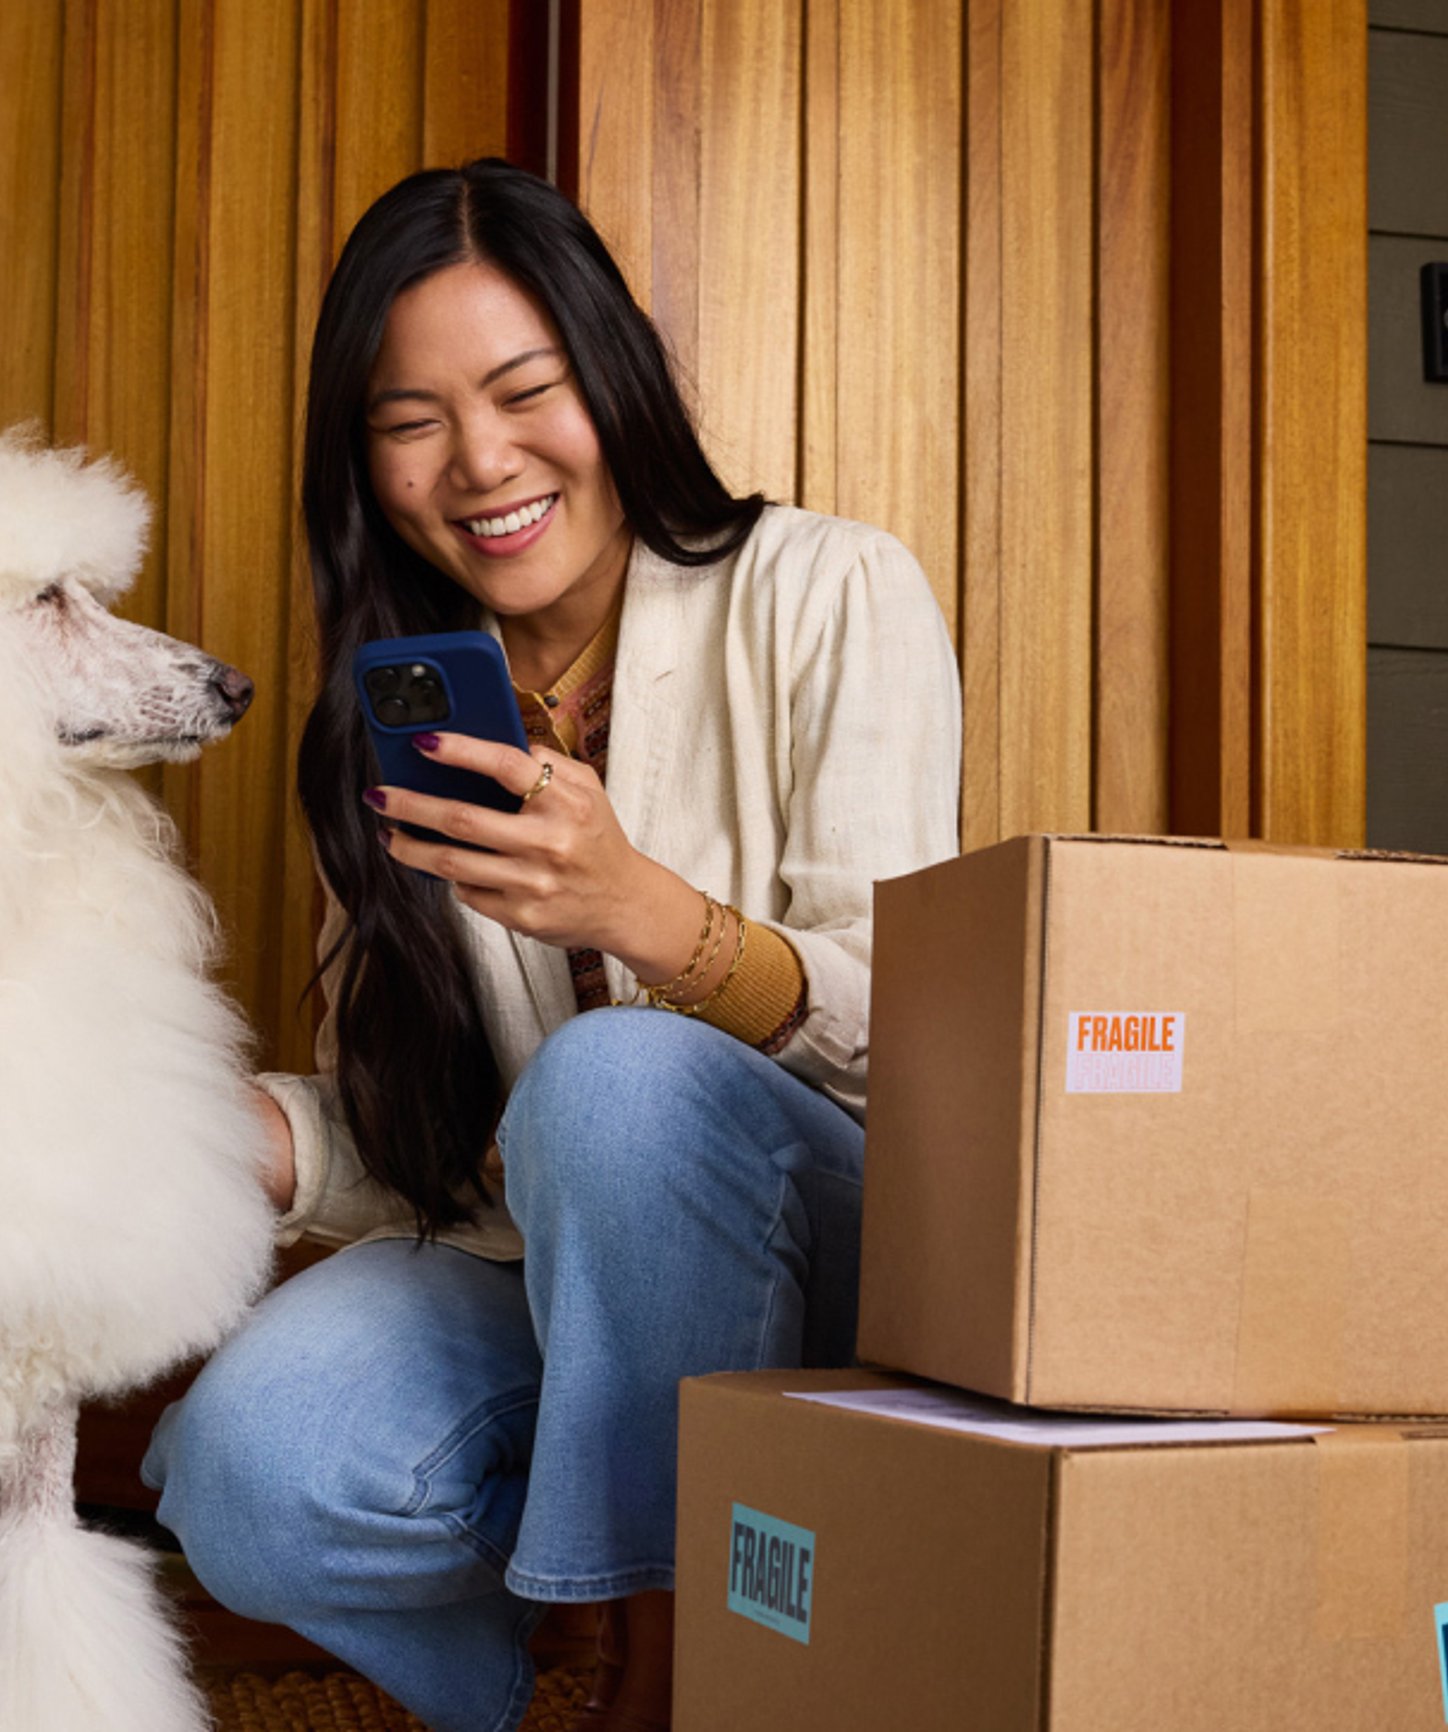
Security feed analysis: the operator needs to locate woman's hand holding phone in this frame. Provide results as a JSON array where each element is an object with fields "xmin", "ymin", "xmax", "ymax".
[{"xmin": 369, "ymin": 733, "xmax": 712, "ymax": 989}]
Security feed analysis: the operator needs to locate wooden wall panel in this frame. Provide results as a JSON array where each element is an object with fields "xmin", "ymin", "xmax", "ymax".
[
  {"xmin": 1257, "ymin": 0, "xmax": 1367, "ymax": 845},
  {"xmin": 1169, "ymin": 0, "xmax": 1254, "ymax": 839},
  {"xmin": 571, "ymin": 0, "xmax": 801, "ymax": 502},
  {"xmin": 647, "ymin": 0, "xmax": 701, "ymax": 394},
  {"xmin": 960, "ymin": 0, "xmax": 1004, "ymax": 849},
  {"xmin": 801, "ymin": 0, "xmax": 840, "ymax": 518},
  {"xmin": 424, "ymin": 0, "xmax": 513, "ymax": 165},
  {"xmin": 697, "ymin": 0, "xmax": 800, "ymax": 501},
  {"xmin": 336, "ymin": 0, "xmax": 425, "ymax": 241},
  {"xmin": 0, "ymin": 5, "xmax": 63, "ymax": 432},
  {"xmin": 167, "ymin": 0, "xmax": 302, "ymax": 1044},
  {"xmin": 53, "ymin": 0, "xmax": 178, "ymax": 639},
  {"xmin": 575, "ymin": 0, "xmax": 656, "ymax": 307},
  {"xmin": 0, "ymin": 0, "xmax": 520, "ymax": 1070},
  {"xmin": 826, "ymin": 0, "xmax": 961, "ymax": 635},
  {"xmin": 1095, "ymin": 0, "xmax": 1171, "ymax": 834},
  {"xmin": 1, "ymin": 0, "xmax": 1376, "ymax": 1067},
  {"xmin": 997, "ymin": 0, "xmax": 1094, "ymax": 837}
]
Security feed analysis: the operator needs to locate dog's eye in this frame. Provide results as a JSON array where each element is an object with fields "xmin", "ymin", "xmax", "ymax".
[{"xmin": 32, "ymin": 583, "xmax": 65, "ymax": 608}]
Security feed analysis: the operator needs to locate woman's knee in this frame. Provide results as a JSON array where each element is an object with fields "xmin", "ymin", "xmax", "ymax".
[
  {"xmin": 145, "ymin": 1351, "xmax": 329, "ymax": 1621},
  {"xmin": 500, "ymin": 1009, "xmax": 746, "ymax": 1206}
]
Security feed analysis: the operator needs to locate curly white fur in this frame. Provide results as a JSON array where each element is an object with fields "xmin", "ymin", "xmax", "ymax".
[{"xmin": 0, "ymin": 430, "xmax": 276, "ymax": 1731}]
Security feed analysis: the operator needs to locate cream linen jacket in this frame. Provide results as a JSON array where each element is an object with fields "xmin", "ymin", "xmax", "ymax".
[{"xmin": 258, "ymin": 505, "xmax": 962, "ymax": 1260}]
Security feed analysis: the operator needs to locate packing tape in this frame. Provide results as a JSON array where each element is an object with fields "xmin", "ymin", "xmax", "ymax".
[
  {"xmin": 1233, "ymin": 1188, "xmax": 1349, "ymax": 1417},
  {"xmin": 1312, "ymin": 1427, "xmax": 1410, "ymax": 1641}
]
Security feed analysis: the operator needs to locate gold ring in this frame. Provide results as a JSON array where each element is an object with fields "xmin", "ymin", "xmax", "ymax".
[{"xmin": 521, "ymin": 761, "xmax": 555, "ymax": 804}]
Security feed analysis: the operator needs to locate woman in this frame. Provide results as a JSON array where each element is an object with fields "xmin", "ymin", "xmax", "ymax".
[{"xmin": 143, "ymin": 158, "xmax": 960, "ymax": 1732}]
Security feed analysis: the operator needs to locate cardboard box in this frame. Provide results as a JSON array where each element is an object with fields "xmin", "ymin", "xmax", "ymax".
[
  {"xmin": 675, "ymin": 1368, "xmax": 1448, "ymax": 1732},
  {"xmin": 857, "ymin": 834, "xmax": 1448, "ymax": 1417}
]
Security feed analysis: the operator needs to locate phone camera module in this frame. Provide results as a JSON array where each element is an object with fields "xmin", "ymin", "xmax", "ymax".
[{"xmin": 364, "ymin": 659, "xmax": 451, "ymax": 727}]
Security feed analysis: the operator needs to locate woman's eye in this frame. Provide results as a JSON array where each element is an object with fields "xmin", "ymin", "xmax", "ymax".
[
  {"xmin": 505, "ymin": 382, "xmax": 556, "ymax": 408},
  {"xmin": 379, "ymin": 419, "xmax": 435, "ymax": 438}
]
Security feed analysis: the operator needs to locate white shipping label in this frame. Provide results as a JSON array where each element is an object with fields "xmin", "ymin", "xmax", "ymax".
[{"xmin": 1066, "ymin": 1011, "xmax": 1185, "ymax": 1094}]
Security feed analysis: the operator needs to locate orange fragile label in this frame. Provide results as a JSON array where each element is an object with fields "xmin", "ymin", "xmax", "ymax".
[{"xmin": 1066, "ymin": 1011, "xmax": 1185, "ymax": 1093}]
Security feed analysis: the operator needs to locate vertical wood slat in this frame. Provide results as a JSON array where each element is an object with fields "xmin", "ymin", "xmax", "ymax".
[
  {"xmin": 649, "ymin": 0, "xmax": 701, "ymax": 407},
  {"xmin": 575, "ymin": 0, "xmax": 655, "ymax": 309},
  {"xmin": 800, "ymin": 0, "xmax": 839, "ymax": 518},
  {"xmin": 997, "ymin": 0, "xmax": 1094, "ymax": 837},
  {"xmin": 52, "ymin": 0, "xmax": 98, "ymax": 453},
  {"xmin": 423, "ymin": 0, "xmax": 511, "ymax": 165},
  {"xmin": 1256, "ymin": 0, "xmax": 1367, "ymax": 846},
  {"xmin": 168, "ymin": 0, "xmax": 302, "ymax": 1043},
  {"xmin": 961, "ymin": 0, "xmax": 1003, "ymax": 853},
  {"xmin": 570, "ymin": 0, "xmax": 801, "ymax": 503},
  {"xmin": 277, "ymin": 0, "xmax": 340, "ymax": 1070},
  {"xmin": 163, "ymin": 0, "xmax": 212, "ymax": 849},
  {"xmin": 654, "ymin": 0, "xmax": 703, "ymax": 433},
  {"xmin": 1169, "ymin": 0, "xmax": 1254, "ymax": 841},
  {"xmin": 54, "ymin": 0, "xmax": 179, "ymax": 644},
  {"xmin": 696, "ymin": 0, "xmax": 800, "ymax": 503},
  {"xmin": 829, "ymin": 0, "xmax": 961, "ymax": 637},
  {"xmin": 1095, "ymin": 0, "xmax": 1170, "ymax": 835},
  {"xmin": 335, "ymin": 0, "xmax": 426, "ymax": 243},
  {"xmin": 0, "ymin": 3, "xmax": 64, "ymax": 432}
]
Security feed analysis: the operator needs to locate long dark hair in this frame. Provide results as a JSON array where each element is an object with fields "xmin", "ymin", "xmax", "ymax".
[{"xmin": 298, "ymin": 157, "xmax": 764, "ymax": 1238}]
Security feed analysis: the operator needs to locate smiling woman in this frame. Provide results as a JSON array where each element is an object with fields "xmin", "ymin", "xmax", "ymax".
[
  {"xmin": 139, "ymin": 158, "xmax": 961, "ymax": 1732},
  {"xmin": 362, "ymin": 260, "xmax": 632, "ymax": 687}
]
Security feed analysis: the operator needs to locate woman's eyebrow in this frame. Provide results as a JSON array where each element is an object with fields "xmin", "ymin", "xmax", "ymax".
[
  {"xmin": 365, "ymin": 347, "xmax": 563, "ymax": 415},
  {"xmin": 479, "ymin": 345, "xmax": 562, "ymax": 387}
]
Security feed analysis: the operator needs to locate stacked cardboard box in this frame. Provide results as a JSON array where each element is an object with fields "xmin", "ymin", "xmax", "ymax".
[{"xmin": 674, "ymin": 836, "xmax": 1448, "ymax": 1729}]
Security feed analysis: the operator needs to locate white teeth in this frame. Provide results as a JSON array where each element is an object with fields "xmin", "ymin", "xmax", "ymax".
[{"xmin": 465, "ymin": 495, "xmax": 556, "ymax": 538}]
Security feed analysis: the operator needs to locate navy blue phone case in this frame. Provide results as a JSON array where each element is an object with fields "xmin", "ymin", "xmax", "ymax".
[{"xmin": 353, "ymin": 631, "xmax": 529, "ymax": 841}]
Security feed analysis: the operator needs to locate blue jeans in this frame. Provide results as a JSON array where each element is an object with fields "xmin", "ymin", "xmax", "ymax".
[{"xmin": 142, "ymin": 1009, "xmax": 864, "ymax": 1732}]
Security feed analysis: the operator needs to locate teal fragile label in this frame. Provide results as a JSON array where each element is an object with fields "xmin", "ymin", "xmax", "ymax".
[
  {"xmin": 1436, "ymin": 1603, "xmax": 1448, "ymax": 1721},
  {"xmin": 727, "ymin": 1503, "xmax": 815, "ymax": 1644}
]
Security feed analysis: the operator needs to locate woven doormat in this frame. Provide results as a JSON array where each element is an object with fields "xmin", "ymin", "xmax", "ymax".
[{"xmin": 203, "ymin": 1664, "xmax": 591, "ymax": 1731}]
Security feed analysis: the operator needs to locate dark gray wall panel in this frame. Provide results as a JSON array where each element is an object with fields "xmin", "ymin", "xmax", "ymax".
[
  {"xmin": 1371, "ymin": 1, "xmax": 1448, "ymax": 33},
  {"xmin": 1369, "ymin": 443, "xmax": 1448, "ymax": 646},
  {"xmin": 1367, "ymin": 645, "xmax": 1448, "ymax": 852},
  {"xmin": 1370, "ymin": 234, "xmax": 1448, "ymax": 441},
  {"xmin": 1370, "ymin": 29, "xmax": 1448, "ymax": 232}
]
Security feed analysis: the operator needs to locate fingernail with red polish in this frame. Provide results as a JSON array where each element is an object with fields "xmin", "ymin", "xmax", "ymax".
[
  {"xmin": 412, "ymin": 733, "xmax": 441, "ymax": 753},
  {"xmin": 362, "ymin": 787, "xmax": 387, "ymax": 810}
]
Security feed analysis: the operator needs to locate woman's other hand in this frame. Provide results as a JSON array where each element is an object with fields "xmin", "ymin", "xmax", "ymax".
[{"xmin": 251, "ymin": 1085, "xmax": 297, "ymax": 1213}]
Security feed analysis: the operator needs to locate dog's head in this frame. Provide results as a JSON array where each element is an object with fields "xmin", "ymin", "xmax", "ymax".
[{"xmin": 0, "ymin": 427, "xmax": 253, "ymax": 767}]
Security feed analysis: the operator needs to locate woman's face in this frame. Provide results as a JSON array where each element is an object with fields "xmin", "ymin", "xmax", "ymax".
[{"xmin": 364, "ymin": 259, "xmax": 630, "ymax": 635}]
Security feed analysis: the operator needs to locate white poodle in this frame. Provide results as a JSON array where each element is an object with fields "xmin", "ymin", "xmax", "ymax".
[{"xmin": 0, "ymin": 428, "xmax": 276, "ymax": 1731}]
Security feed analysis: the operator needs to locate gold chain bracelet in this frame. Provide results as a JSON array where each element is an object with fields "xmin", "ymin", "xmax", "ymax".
[
  {"xmin": 650, "ymin": 907, "xmax": 748, "ymax": 1018},
  {"xmin": 638, "ymin": 891, "xmax": 719, "ymax": 1005}
]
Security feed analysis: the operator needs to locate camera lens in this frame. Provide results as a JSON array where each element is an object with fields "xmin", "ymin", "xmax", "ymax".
[
  {"xmin": 366, "ymin": 666, "xmax": 401, "ymax": 698},
  {"xmin": 412, "ymin": 675, "xmax": 441, "ymax": 700},
  {"xmin": 377, "ymin": 696, "xmax": 409, "ymax": 726}
]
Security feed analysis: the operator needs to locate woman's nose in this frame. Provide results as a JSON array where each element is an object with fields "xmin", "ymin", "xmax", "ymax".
[{"xmin": 447, "ymin": 418, "xmax": 522, "ymax": 495}]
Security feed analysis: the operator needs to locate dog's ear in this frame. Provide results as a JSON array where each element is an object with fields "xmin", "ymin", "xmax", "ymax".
[{"xmin": 0, "ymin": 424, "xmax": 151, "ymax": 610}]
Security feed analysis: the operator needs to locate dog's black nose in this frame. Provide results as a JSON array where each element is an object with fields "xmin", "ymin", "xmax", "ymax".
[{"xmin": 213, "ymin": 665, "xmax": 255, "ymax": 720}]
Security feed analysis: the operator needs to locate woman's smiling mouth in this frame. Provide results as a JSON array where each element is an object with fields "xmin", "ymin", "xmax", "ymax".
[{"xmin": 454, "ymin": 492, "xmax": 559, "ymax": 555}]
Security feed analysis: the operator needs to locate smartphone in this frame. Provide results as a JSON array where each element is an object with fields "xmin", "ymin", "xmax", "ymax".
[{"xmin": 353, "ymin": 631, "xmax": 530, "ymax": 842}]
